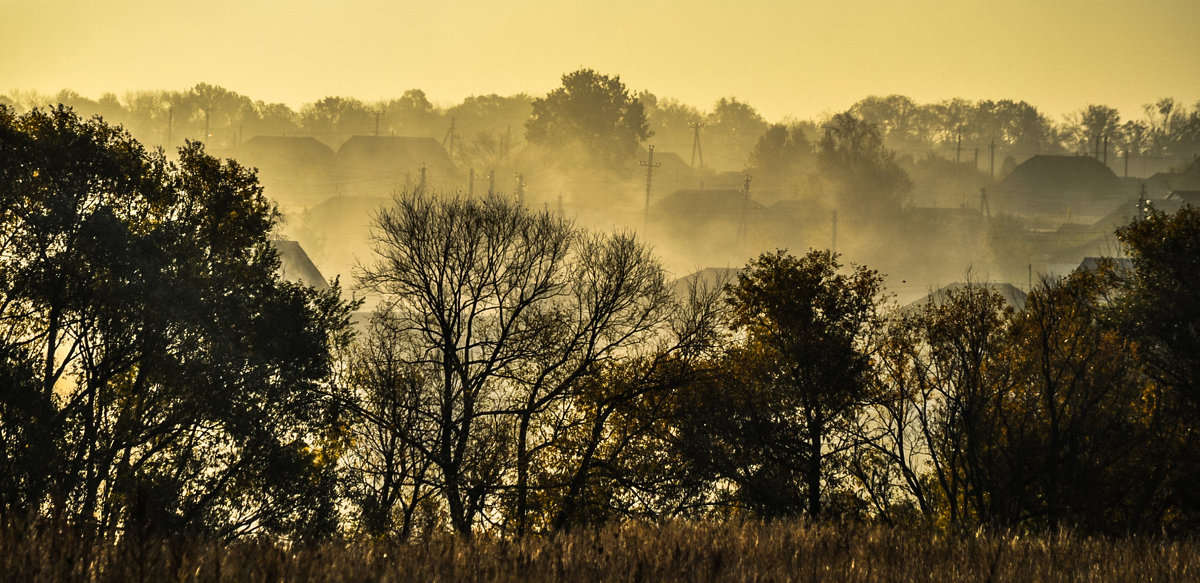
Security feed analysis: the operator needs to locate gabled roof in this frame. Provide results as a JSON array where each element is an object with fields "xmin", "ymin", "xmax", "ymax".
[
  {"xmin": 238, "ymin": 136, "xmax": 335, "ymax": 165},
  {"xmin": 271, "ymin": 240, "xmax": 329, "ymax": 290},
  {"xmin": 1000, "ymin": 155, "xmax": 1120, "ymax": 194},
  {"xmin": 1077, "ymin": 256, "xmax": 1133, "ymax": 273},
  {"xmin": 636, "ymin": 147, "xmax": 692, "ymax": 175},
  {"xmin": 1090, "ymin": 197, "xmax": 1148, "ymax": 231},
  {"xmin": 905, "ymin": 282, "xmax": 1027, "ymax": 312},
  {"xmin": 337, "ymin": 136, "xmax": 457, "ymax": 170},
  {"xmin": 335, "ymin": 135, "xmax": 462, "ymax": 191},
  {"xmin": 669, "ymin": 267, "xmax": 740, "ymax": 298},
  {"xmin": 1166, "ymin": 190, "xmax": 1200, "ymax": 206},
  {"xmin": 304, "ymin": 195, "xmax": 391, "ymax": 222},
  {"xmin": 652, "ymin": 189, "xmax": 763, "ymax": 214},
  {"xmin": 1143, "ymin": 168, "xmax": 1200, "ymax": 195}
]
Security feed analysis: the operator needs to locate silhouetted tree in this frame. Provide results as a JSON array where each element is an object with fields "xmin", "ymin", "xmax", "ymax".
[
  {"xmin": 818, "ymin": 113, "xmax": 911, "ymax": 216},
  {"xmin": 639, "ymin": 92, "xmax": 704, "ymax": 158},
  {"xmin": 1117, "ymin": 206, "xmax": 1200, "ymax": 409},
  {"xmin": 0, "ymin": 105, "xmax": 355, "ymax": 538},
  {"xmin": 445, "ymin": 94, "xmax": 533, "ymax": 137},
  {"xmin": 383, "ymin": 89, "xmax": 442, "ymax": 138},
  {"xmin": 677, "ymin": 250, "xmax": 885, "ymax": 519},
  {"xmin": 995, "ymin": 268, "xmax": 1158, "ymax": 531},
  {"xmin": 849, "ymin": 95, "xmax": 929, "ymax": 151},
  {"xmin": 1063, "ymin": 104, "xmax": 1121, "ymax": 155},
  {"xmin": 341, "ymin": 310, "xmax": 439, "ymax": 540},
  {"xmin": 705, "ymin": 97, "xmax": 768, "ymax": 171},
  {"xmin": 301, "ymin": 96, "xmax": 372, "ymax": 146},
  {"xmin": 851, "ymin": 281, "xmax": 1018, "ymax": 530},
  {"xmin": 749, "ymin": 123, "xmax": 814, "ymax": 194},
  {"xmin": 356, "ymin": 191, "xmax": 679, "ymax": 536},
  {"xmin": 526, "ymin": 69, "xmax": 650, "ymax": 168}
]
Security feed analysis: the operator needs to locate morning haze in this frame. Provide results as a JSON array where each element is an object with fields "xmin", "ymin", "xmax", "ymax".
[{"xmin": 8, "ymin": 0, "xmax": 1200, "ymax": 576}]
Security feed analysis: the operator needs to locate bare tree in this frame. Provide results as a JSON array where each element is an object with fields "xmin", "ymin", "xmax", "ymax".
[
  {"xmin": 355, "ymin": 192, "xmax": 678, "ymax": 536},
  {"xmin": 342, "ymin": 311, "xmax": 439, "ymax": 540}
]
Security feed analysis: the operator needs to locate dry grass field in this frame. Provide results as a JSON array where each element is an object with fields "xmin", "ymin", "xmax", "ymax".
[{"xmin": 4, "ymin": 519, "xmax": 1198, "ymax": 583}]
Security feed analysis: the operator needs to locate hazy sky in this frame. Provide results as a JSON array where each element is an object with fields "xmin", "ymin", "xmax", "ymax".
[{"xmin": 3, "ymin": 0, "xmax": 1198, "ymax": 122}]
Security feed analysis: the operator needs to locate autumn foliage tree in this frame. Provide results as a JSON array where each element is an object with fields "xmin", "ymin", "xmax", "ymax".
[{"xmin": 672, "ymin": 250, "xmax": 886, "ymax": 520}]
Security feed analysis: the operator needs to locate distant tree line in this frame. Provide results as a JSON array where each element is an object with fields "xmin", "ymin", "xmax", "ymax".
[
  {"xmin": 4, "ymin": 104, "xmax": 1200, "ymax": 541},
  {"xmin": 5, "ymin": 74, "xmax": 1198, "ymax": 176}
]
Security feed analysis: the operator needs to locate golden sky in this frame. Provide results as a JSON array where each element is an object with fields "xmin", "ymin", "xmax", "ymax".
[{"xmin": 3, "ymin": 0, "xmax": 1198, "ymax": 121}]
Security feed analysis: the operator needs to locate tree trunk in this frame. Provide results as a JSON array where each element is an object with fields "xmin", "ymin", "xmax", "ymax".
[
  {"xmin": 807, "ymin": 424, "xmax": 822, "ymax": 520},
  {"xmin": 514, "ymin": 411, "xmax": 532, "ymax": 537}
]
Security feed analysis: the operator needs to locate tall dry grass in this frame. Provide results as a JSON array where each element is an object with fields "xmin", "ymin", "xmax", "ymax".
[{"xmin": 2, "ymin": 518, "xmax": 1197, "ymax": 582}]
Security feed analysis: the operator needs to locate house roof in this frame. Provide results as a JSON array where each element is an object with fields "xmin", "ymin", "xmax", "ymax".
[
  {"xmin": 237, "ymin": 136, "xmax": 336, "ymax": 166},
  {"xmin": 636, "ymin": 147, "xmax": 692, "ymax": 175},
  {"xmin": 1077, "ymin": 256, "xmax": 1133, "ymax": 273},
  {"xmin": 905, "ymin": 282, "xmax": 1027, "ymax": 312},
  {"xmin": 1000, "ymin": 155, "xmax": 1121, "ymax": 194},
  {"xmin": 1089, "ymin": 197, "xmax": 1150, "ymax": 230},
  {"xmin": 652, "ymin": 189, "xmax": 764, "ymax": 215},
  {"xmin": 1166, "ymin": 190, "xmax": 1200, "ymax": 205},
  {"xmin": 335, "ymin": 136, "xmax": 462, "ymax": 194},
  {"xmin": 272, "ymin": 240, "xmax": 329, "ymax": 290},
  {"xmin": 338, "ymin": 136, "xmax": 457, "ymax": 169},
  {"xmin": 668, "ymin": 267, "xmax": 740, "ymax": 298}
]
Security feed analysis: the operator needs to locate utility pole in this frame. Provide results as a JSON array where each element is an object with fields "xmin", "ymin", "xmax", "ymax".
[
  {"xmin": 956, "ymin": 131, "xmax": 962, "ymax": 164},
  {"xmin": 1103, "ymin": 134, "xmax": 1109, "ymax": 166},
  {"xmin": 640, "ymin": 145, "xmax": 661, "ymax": 229},
  {"xmin": 689, "ymin": 121, "xmax": 705, "ymax": 168},
  {"xmin": 418, "ymin": 163, "xmax": 427, "ymax": 194},
  {"xmin": 488, "ymin": 168, "xmax": 495, "ymax": 196},
  {"xmin": 980, "ymin": 187, "xmax": 991, "ymax": 218},
  {"xmin": 514, "ymin": 172, "xmax": 526, "ymax": 206},
  {"xmin": 989, "ymin": 138, "xmax": 995, "ymax": 182},
  {"xmin": 974, "ymin": 147, "xmax": 979, "ymax": 171},
  {"xmin": 203, "ymin": 108, "xmax": 210, "ymax": 146},
  {"xmin": 443, "ymin": 117, "xmax": 456, "ymax": 154},
  {"xmin": 737, "ymin": 174, "xmax": 751, "ymax": 243}
]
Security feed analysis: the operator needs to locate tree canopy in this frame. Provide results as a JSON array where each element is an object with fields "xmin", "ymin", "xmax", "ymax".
[
  {"xmin": 525, "ymin": 69, "xmax": 650, "ymax": 167},
  {"xmin": 0, "ymin": 105, "xmax": 355, "ymax": 538}
]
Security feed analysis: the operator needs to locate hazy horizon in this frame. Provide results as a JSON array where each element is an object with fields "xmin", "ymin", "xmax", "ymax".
[{"xmin": 4, "ymin": 0, "xmax": 1199, "ymax": 122}]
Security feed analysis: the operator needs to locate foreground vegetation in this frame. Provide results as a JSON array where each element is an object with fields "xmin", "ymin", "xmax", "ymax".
[
  {"xmin": 6, "ymin": 104, "xmax": 1200, "ymax": 547},
  {"xmin": 4, "ymin": 519, "xmax": 1198, "ymax": 583}
]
